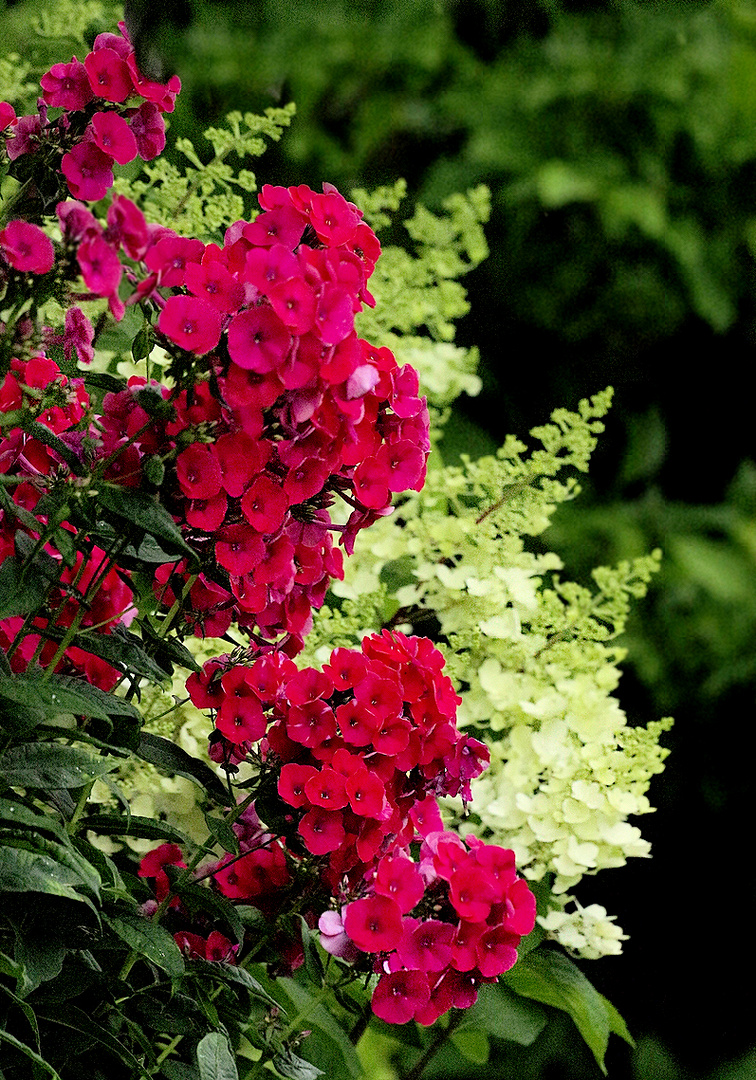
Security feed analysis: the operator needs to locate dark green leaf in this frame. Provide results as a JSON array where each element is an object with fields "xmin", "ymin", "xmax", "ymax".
[
  {"xmin": 137, "ymin": 733, "xmax": 231, "ymax": 805},
  {"xmin": 0, "ymin": 742, "xmax": 117, "ymax": 789},
  {"xmin": 298, "ymin": 916, "xmax": 325, "ymax": 988},
  {"xmin": 599, "ymin": 991, "xmax": 635, "ymax": 1047},
  {"xmin": 457, "ymin": 981, "xmax": 546, "ymax": 1045},
  {"xmin": 141, "ymin": 621, "xmax": 202, "ymax": 674},
  {"xmin": 0, "ymin": 1029, "xmax": 62, "ymax": 1078},
  {"xmin": 19, "ymin": 418, "xmax": 85, "ymax": 475},
  {"xmin": 0, "ymin": 797, "xmax": 69, "ymax": 843},
  {"xmin": 450, "ymin": 1029, "xmax": 490, "ymax": 1064},
  {"xmin": 276, "ymin": 978, "xmax": 361, "ymax": 1080},
  {"xmin": 163, "ymin": 866, "xmax": 245, "ymax": 946},
  {"xmin": 0, "ymin": 553, "xmax": 58, "ymax": 620},
  {"xmin": 161, "ymin": 1062, "xmax": 200, "ymax": 1080},
  {"xmin": 196, "ymin": 1031, "xmax": 239, "ymax": 1080},
  {"xmin": 104, "ymin": 910, "xmax": 185, "ymax": 978},
  {"xmin": 37, "ymin": 1004, "xmax": 152, "ymax": 1078},
  {"xmin": 144, "ymin": 455, "xmax": 166, "ymax": 486},
  {"xmin": 0, "ymin": 846, "xmax": 95, "ymax": 909},
  {"xmin": 35, "ymin": 623, "xmax": 171, "ymax": 683},
  {"xmin": 78, "ymin": 814, "xmax": 192, "ymax": 846},
  {"xmin": 271, "ymin": 1048, "xmax": 323, "ymax": 1080},
  {"xmin": 204, "ymin": 811, "xmax": 240, "ymax": 855},
  {"xmin": 503, "ymin": 948, "xmax": 613, "ymax": 1073},
  {"xmin": 97, "ymin": 483, "xmax": 198, "ymax": 564},
  {"xmin": 15, "ymin": 935, "xmax": 66, "ymax": 996},
  {"xmin": 1, "ymin": 835, "xmax": 101, "ymax": 902},
  {"xmin": 131, "ymin": 325, "xmax": 153, "ymax": 363},
  {"xmin": 0, "ymin": 672, "xmax": 140, "ymax": 724},
  {"xmin": 196, "ymin": 963, "xmax": 281, "ymax": 1009}
]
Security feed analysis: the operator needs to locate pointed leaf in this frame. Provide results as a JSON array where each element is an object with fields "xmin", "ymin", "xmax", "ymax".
[
  {"xmin": 0, "ymin": 743, "xmax": 117, "ymax": 789},
  {"xmin": 503, "ymin": 948, "xmax": 615, "ymax": 1072},
  {"xmin": 97, "ymin": 483, "xmax": 198, "ymax": 564},
  {"xmin": 105, "ymin": 910, "xmax": 185, "ymax": 978},
  {"xmin": 78, "ymin": 814, "xmax": 192, "ymax": 846},
  {"xmin": 457, "ymin": 981, "xmax": 546, "ymax": 1045},
  {"xmin": 196, "ymin": 1031, "xmax": 239, "ymax": 1080},
  {"xmin": 137, "ymin": 732, "xmax": 232, "ymax": 805},
  {"xmin": 0, "ymin": 1029, "xmax": 62, "ymax": 1078},
  {"xmin": 0, "ymin": 845, "xmax": 95, "ymax": 910},
  {"xmin": 37, "ymin": 1005, "xmax": 152, "ymax": 1078}
]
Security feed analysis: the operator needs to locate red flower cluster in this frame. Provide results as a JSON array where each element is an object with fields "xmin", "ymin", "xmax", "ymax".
[
  {"xmin": 337, "ymin": 830, "xmax": 536, "ymax": 1025},
  {"xmin": 1, "ymin": 21, "xmax": 178, "ymax": 201}
]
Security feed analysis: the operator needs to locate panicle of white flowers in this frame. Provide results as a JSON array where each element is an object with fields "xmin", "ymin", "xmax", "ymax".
[{"xmin": 327, "ymin": 388, "xmax": 672, "ymax": 957}]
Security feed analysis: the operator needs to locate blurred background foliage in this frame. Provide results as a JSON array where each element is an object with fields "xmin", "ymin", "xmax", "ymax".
[{"xmin": 1, "ymin": 0, "xmax": 755, "ymax": 1076}]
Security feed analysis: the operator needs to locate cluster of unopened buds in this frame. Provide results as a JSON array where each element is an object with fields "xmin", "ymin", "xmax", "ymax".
[{"xmin": 140, "ymin": 631, "xmax": 535, "ymax": 1024}]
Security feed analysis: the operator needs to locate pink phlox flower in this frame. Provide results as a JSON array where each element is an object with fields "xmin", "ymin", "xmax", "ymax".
[
  {"xmin": 176, "ymin": 442, "xmax": 223, "ymax": 501},
  {"xmin": 76, "ymin": 232, "xmax": 122, "ymax": 296},
  {"xmin": 215, "ymin": 523, "xmax": 265, "ymax": 576},
  {"xmin": 5, "ymin": 113, "xmax": 41, "ymax": 160},
  {"xmin": 371, "ymin": 968, "xmax": 430, "ymax": 1025},
  {"xmin": 309, "ymin": 189, "xmax": 361, "ymax": 247},
  {"xmin": 215, "ymin": 431, "xmax": 270, "ymax": 497},
  {"xmin": 304, "ymin": 766, "xmax": 349, "ymax": 810},
  {"xmin": 243, "ymin": 204, "xmax": 307, "ymax": 249},
  {"xmin": 89, "ymin": 110, "xmax": 138, "ymax": 164},
  {"xmin": 313, "ymin": 283, "xmax": 354, "ymax": 346},
  {"xmin": 268, "ymin": 276, "xmax": 317, "ymax": 335},
  {"xmin": 240, "ymin": 474, "xmax": 289, "ymax": 534},
  {"xmin": 397, "ymin": 919, "xmax": 454, "ymax": 973},
  {"xmin": 185, "ymin": 492, "xmax": 227, "ymax": 532},
  {"xmin": 127, "ymin": 101, "xmax": 166, "ymax": 160},
  {"xmin": 286, "ymin": 699, "xmax": 337, "ymax": 748},
  {"xmin": 40, "ymin": 56, "xmax": 94, "ymax": 110},
  {"xmin": 57, "ymin": 199, "xmax": 101, "ymax": 242},
  {"xmin": 85, "ymin": 47, "xmax": 133, "ymax": 102},
  {"xmin": 475, "ymin": 925, "xmax": 520, "ymax": 978},
  {"xmin": 227, "ymin": 305, "xmax": 292, "ymax": 373},
  {"xmin": 61, "ymin": 140, "xmax": 114, "ymax": 201},
  {"xmin": 243, "ymin": 243, "xmax": 299, "ymax": 294},
  {"xmin": 374, "ymin": 853, "xmax": 425, "ymax": 914},
  {"xmin": 278, "ymin": 762, "xmax": 318, "ymax": 808},
  {"xmin": 145, "ymin": 234, "xmax": 204, "ymax": 287},
  {"xmin": 318, "ymin": 908, "xmax": 360, "ymax": 962},
  {"xmin": 285, "ymin": 667, "xmax": 333, "ymax": 706},
  {"xmin": 343, "ymin": 894, "xmax": 404, "ymax": 954},
  {"xmin": 93, "ymin": 31, "xmax": 132, "ymax": 58},
  {"xmin": 298, "ymin": 806, "xmax": 346, "ymax": 855},
  {"xmin": 158, "ymin": 294, "xmax": 222, "ymax": 356},
  {"xmin": 106, "ymin": 193, "xmax": 149, "ymax": 260},
  {"xmin": 0, "ymin": 220, "xmax": 54, "ymax": 274},
  {"xmin": 184, "ymin": 259, "xmax": 245, "ymax": 314},
  {"xmin": 0, "ymin": 101, "xmax": 16, "ymax": 130},
  {"xmin": 125, "ymin": 54, "xmax": 181, "ymax": 111}
]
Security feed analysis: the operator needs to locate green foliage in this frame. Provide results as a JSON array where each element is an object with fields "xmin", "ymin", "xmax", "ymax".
[{"xmin": 113, "ymin": 106, "xmax": 297, "ymax": 242}]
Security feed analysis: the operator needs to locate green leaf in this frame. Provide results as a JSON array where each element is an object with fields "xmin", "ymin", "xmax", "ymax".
[
  {"xmin": 599, "ymin": 991, "xmax": 635, "ymax": 1048},
  {"xmin": 272, "ymin": 1048, "xmax": 323, "ymax": 1080},
  {"xmin": 140, "ymin": 621, "xmax": 202, "ymax": 675},
  {"xmin": 137, "ymin": 732, "xmax": 232, "ymax": 805},
  {"xmin": 0, "ymin": 742, "xmax": 117, "ymax": 789},
  {"xmin": 105, "ymin": 910, "xmax": 185, "ymax": 978},
  {"xmin": 450, "ymin": 1029, "xmax": 490, "ymax": 1064},
  {"xmin": 35, "ymin": 622, "xmax": 171, "ymax": 683},
  {"xmin": 276, "ymin": 978, "xmax": 362, "ymax": 1080},
  {"xmin": 0, "ymin": 672, "xmax": 140, "ymax": 724},
  {"xmin": 37, "ymin": 1004, "xmax": 152, "ymax": 1078},
  {"xmin": 204, "ymin": 811, "xmax": 240, "ymax": 855},
  {"xmin": 457, "ymin": 981, "xmax": 547, "ymax": 1046},
  {"xmin": 96, "ymin": 483, "xmax": 198, "ymax": 565},
  {"xmin": 298, "ymin": 916, "xmax": 325, "ymax": 988},
  {"xmin": 196, "ymin": 1032, "xmax": 239, "ymax": 1080},
  {"xmin": 78, "ymin": 814, "xmax": 192, "ymax": 846},
  {"xmin": 161, "ymin": 1063, "xmax": 201, "ymax": 1080},
  {"xmin": 1, "ymin": 835, "xmax": 102, "ymax": 902},
  {"xmin": 0, "ymin": 1029, "xmax": 62, "ymax": 1078},
  {"xmin": 0, "ymin": 845, "xmax": 95, "ymax": 909},
  {"xmin": 0, "ymin": 553, "xmax": 58, "ymax": 620},
  {"xmin": 197, "ymin": 962, "xmax": 281, "ymax": 1009},
  {"xmin": 0, "ymin": 797, "xmax": 69, "ymax": 844},
  {"xmin": 503, "ymin": 948, "xmax": 616, "ymax": 1073}
]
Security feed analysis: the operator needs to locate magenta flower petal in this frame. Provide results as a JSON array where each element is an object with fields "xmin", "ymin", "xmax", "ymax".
[
  {"xmin": 158, "ymin": 295, "xmax": 222, "ymax": 355},
  {"xmin": 227, "ymin": 306, "xmax": 292, "ymax": 372},
  {"xmin": 0, "ymin": 220, "xmax": 54, "ymax": 274}
]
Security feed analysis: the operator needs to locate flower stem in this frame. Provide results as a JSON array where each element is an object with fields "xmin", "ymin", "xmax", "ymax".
[{"xmin": 399, "ymin": 1009, "xmax": 465, "ymax": 1080}]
